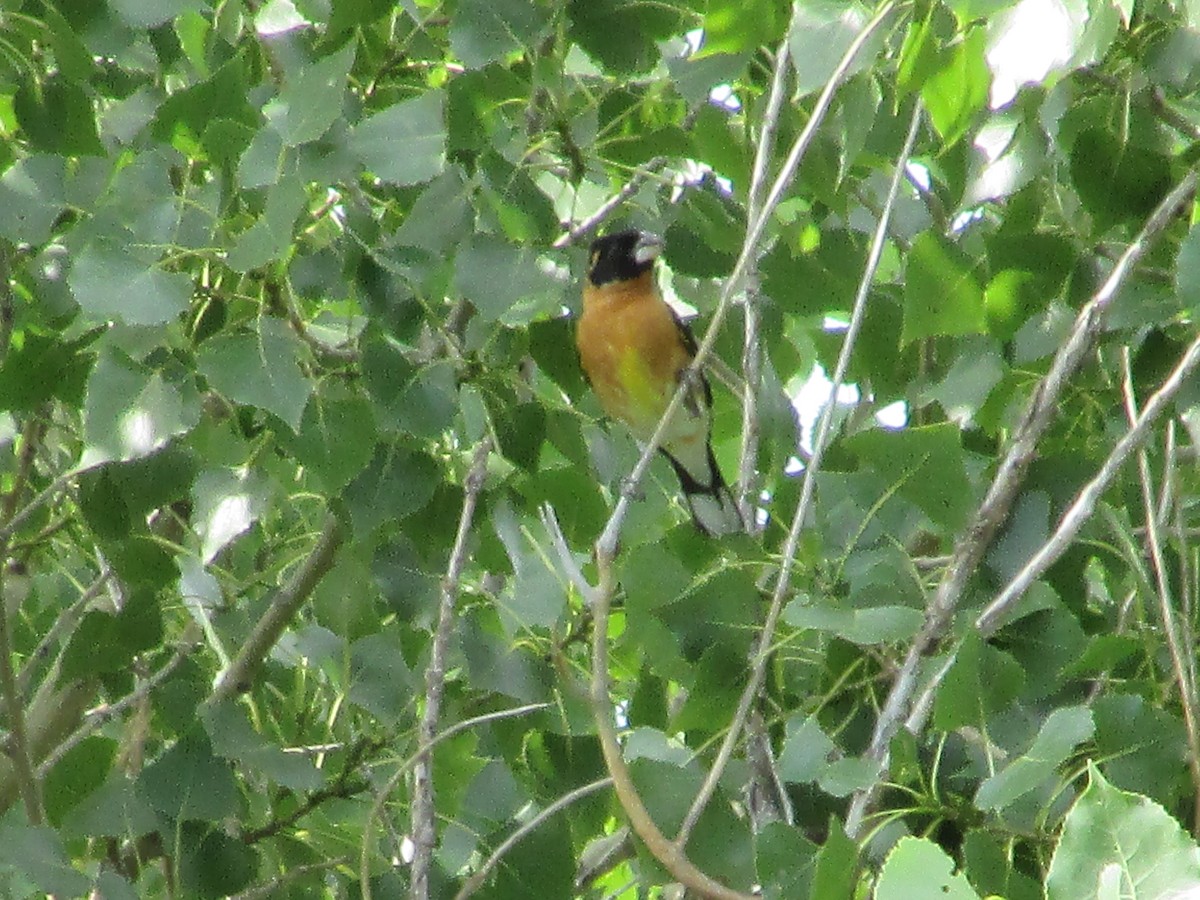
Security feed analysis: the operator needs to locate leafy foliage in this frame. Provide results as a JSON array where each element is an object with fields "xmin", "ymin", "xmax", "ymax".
[{"xmin": 1, "ymin": 0, "xmax": 1200, "ymax": 897}]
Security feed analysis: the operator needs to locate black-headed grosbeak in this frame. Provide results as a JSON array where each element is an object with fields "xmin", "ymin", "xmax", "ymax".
[{"xmin": 576, "ymin": 229, "xmax": 743, "ymax": 536}]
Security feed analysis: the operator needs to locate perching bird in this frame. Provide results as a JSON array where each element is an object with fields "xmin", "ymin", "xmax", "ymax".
[{"xmin": 575, "ymin": 228, "xmax": 743, "ymax": 536}]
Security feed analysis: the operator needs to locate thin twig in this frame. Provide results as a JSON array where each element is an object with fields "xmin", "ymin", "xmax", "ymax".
[
  {"xmin": 845, "ymin": 169, "xmax": 1198, "ymax": 836},
  {"xmin": 552, "ymin": 158, "xmax": 670, "ymax": 249},
  {"xmin": 358, "ymin": 702, "xmax": 549, "ymax": 899},
  {"xmin": 595, "ymin": 0, "xmax": 900, "ymax": 559},
  {"xmin": 17, "ymin": 567, "xmax": 112, "ymax": 698},
  {"xmin": 736, "ymin": 33, "xmax": 792, "ymax": 527},
  {"xmin": 539, "ymin": 503, "xmax": 596, "ymax": 603},
  {"xmin": 0, "ymin": 470, "xmax": 77, "ymax": 548},
  {"xmin": 37, "ymin": 625, "xmax": 202, "ymax": 777},
  {"xmin": 206, "ymin": 514, "xmax": 344, "ymax": 706},
  {"xmin": 1117, "ymin": 349, "xmax": 1200, "ymax": 835},
  {"xmin": 410, "ymin": 438, "xmax": 491, "ymax": 900},
  {"xmin": 589, "ymin": 550, "xmax": 754, "ymax": 900},
  {"xmin": 977, "ymin": 332, "xmax": 1200, "ymax": 633},
  {"xmin": 228, "ymin": 857, "xmax": 352, "ymax": 900},
  {"xmin": 454, "ymin": 777, "xmax": 613, "ymax": 899},
  {"xmin": 0, "ymin": 565, "xmax": 40, "ymax": 823},
  {"xmin": 676, "ymin": 99, "xmax": 921, "ymax": 846}
]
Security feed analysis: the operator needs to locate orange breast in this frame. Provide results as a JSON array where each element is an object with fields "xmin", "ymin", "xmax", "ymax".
[{"xmin": 576, "ymin": 274, "xmax": 690, "ymax": 440}]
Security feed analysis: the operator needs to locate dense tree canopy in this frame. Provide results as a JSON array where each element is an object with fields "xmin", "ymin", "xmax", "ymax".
[{"xmin": 3, "ymin": 0, "xmax": 1200, "ymax": 897}]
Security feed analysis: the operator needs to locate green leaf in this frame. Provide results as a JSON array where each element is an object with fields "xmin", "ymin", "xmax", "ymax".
[
  {"xmin": 896, "ymin": 4, "xmax": 947, "ymax": 97},
  {"xmin": 931, "ymin": 632, "xmax": 1024, "ymax": 731},
  {"xmin": 975, "ymin": 706, "xmax": 1094, "ymax": 812},
  {"xmin": 60, "ymin": 589, "xmax": 163, "ymax": 682},
  {"xmin": 82, "ymin": 350, "xmax": 201, "ymax": 465},
  {"xmin": 0, "ymin": 155, "xmax": 68, "ymax": 244},
  {"xmin": 492, "ymin": 499, "xmax": 566, "ymax": 632},
  {"xmin": 902, "ymin": 232, "xmax": 986, "ymax": 344},
  {"xmin": 226, "ymin": 177, "xmax": 308, "ymax": 272},
  {"xmin": 788, "ymin": 1, "xmax": 881, "ymax": 96},
  {"xmin": 197, "ymin": 317, "xmax": 314, "ymax": 431},
  {"xmin": 201, "ymin": 701, "xmax": 322, "ymax": 791},
  {"xmin": 757, "ymin": 821, "xmax": 819, "ymax": 900},
  {"xmin": 329, "ymin": 0, "xmax": 395, "ymax": 31},
  {"xmin": 0, "ymin": 820, "xmax": 91, "ymax": 897},
  {"xmin": 450, "ymin": 0, "xmax": 551, "ymax": 68},
  {"xmin": 0, "ymin": 330, "xmax": 92, "ymax": 411},
  {"xmin": 42, "ymin": 737, "xmax": 117, "ymax": 827},
  {"xmin": 777, "ymin": 715, "xmax": 837, "ymax": 784},
  {"xmin": 351, "ymin": 91, "xmax": 446, "ymax": 186},
  {"xmin": 139, "ymin": 730, "xmax": 239, "ymax": 821},
  {"xmin": 291, "ymin": 382, "xmax": 377, "ymax": 490},
  {"xmin": 69, "ymin": 240, "xmax": 194, "ymax": 326},
  {"xmin": 177, "ymin": 823, "xmax": 258, "ymax": 899},
  {"xmin": 192, "ymin": 465, "xmax": 273, "ymax": 563},
  {"xmin": 361, "ymin": 332, "xmax": 458, "ymax": 439},
  {"xmin": 783, "ymin": 603, "xmax": 924, "ymax": 645},
  {"xmin": 845, "ymin": 423, "xmax": 973, "ymax": 530},
  {"xmin": 810, "ymin": 823, "xmax": 858, "ymax": 899},
  {"xmin": 276, "ymin": 42, "xmax": 356, "ymax": 145},
  {"xmin": 1092, "ymin": 693, "xmax": 1188, "ymax": 808},
  {"xmin": 1070, "ymin": 127, "xmax": 1173, "ymax": 232},
  {"xmin": 454, "ymin": 234, "xmax": 564, "ymax": 324},
  {"xmin": 567, "ymin": 0, "xmax": 688, "ymax": 74},
  {"xmin": 151, "ymin": 57, "xmax": 259, "ymax": 160},
  {"xmin": 922, "ymin": 27, "xmax": 990, "ymax": 149},
  {"xmin": 698, "ymin": 0, "xmax": 785, "ymax": 57},
  {"xmin": 61, "ymin": 772, "xmax": 163, "ymax": 840},
  {"xmin": 876, "ymin": 837, "xmax": 981, "ymax": 900},
  {"xmin": 348, "ymin": 633, "xmax": 414, "ymax": 725},
  {"xmin": 1047, "ymin": 765, "xmax": 1200, "ymax": 900},
  {"xmin": 1176, "ymin": 221, "xmax": 1200, "ymax": 316},
  {"xmin": 110, "ymin": 0, "xmax": 204, "ymax": 27},
  {"xmin": 13, "ymin": 75, "xmax": 104, "ymax": 156},
  {"xmin": 343, "ymin": 443, "xmax": 440, "ymax": 534}
]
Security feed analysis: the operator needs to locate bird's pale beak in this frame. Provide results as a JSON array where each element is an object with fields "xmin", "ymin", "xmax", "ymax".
[{"xmin": 633, "ymin": 231, "xmax": 664, "ymax": 265}]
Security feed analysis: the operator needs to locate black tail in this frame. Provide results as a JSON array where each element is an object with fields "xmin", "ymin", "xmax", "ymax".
[{"xmin": 661, "ymin": 445, "xmax": 744, "ymax": 536}]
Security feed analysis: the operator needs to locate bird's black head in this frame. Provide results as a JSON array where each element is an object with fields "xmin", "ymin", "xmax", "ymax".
[{"xmin": 587, "ymin": 229, "xmax": 663, "ymax": 286}]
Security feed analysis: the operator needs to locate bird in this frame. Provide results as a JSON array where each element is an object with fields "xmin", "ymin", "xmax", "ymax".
[{"xmin": 575, "ymin": 228, "xmax": 743, "ymax": 536}]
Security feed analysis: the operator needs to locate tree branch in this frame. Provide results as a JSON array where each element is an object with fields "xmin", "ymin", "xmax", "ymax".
[
  {"xmin": 410, "ymin": 438, "xmax": 491, "ymax": 900},
  {"xmin": 206, "ymin": 514, "xmax": 344, "ymax": 706},
  {"xmin": 37, "ymin": 624, "xmax": 202, "ymax": 777},
  {"xmin": 358, "ymin": 702, "xmax": 549, "ymax": 899},
  {"xmin": 588, "ymin": 549, "xmax": 754, "ymax": 900},
  {"xmin": 676, "ymin": 99, "xmax": 922, "ymax": 846},
  {"xmin": 454, "ymin": 777, "xmax": 613, "ymax": 899},
  {"xmin": 845, "ymin": 169, "xmax": 1198, "ymax": 835},
  {"xmin": 737, "ymin": 32, "xmax": 792, "ymax": 528},
  {"xmin": 552, "ymin": 157, "xmax": 670, "ymax": 249}
]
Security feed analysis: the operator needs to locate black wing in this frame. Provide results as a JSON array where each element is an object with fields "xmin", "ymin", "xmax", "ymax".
[{"xmin": 667, "ymin": 305, "xmax": 714, "ymax": 411}]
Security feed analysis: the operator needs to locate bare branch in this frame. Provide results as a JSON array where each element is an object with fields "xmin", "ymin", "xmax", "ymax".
[
  {"xmin": 358, "ymin": 702, "xmax": 549, "ymax": 899},
  {"xmin": 737, "ymin": 33, "xmax": 792, "ymax": 527},
  {"xmin": 454, "ymin": 777, "xmax": 613, "ymax": 899},
  {"xmin": 677, "ymin": 99, "xmax": 922, "ymax": 845},
  {"xmin": 539, "ymin": 503, "xmax": 596, "ymax": 603},
  {"xmin": 553, "ymin": 158, "xmax": 670, "ymax": 249},
  {"xmin": 977, "ymin": 332, "xmax": 1200, "ymax": 633},
  {"xmin": 588, "ymin": 550, "xmax": 755, "ymax": 900},
  {"xmin": 207, "ymin": 514, "xmax": 344, "ymax": 706},
  {"xmin": 17, "ymin": 566, "xmax": 112, "ymax": 698},
  {"xmin": 37, "ymin": 624, "xmax": 202, "ymax": 777},
  {"xmin": 846, "ymin": 169, "xmax": 1198, "ymax": 836},
  {"xmin": 1117, "ymin": 349, "xmax": 1200, "ymax": 835},
  {"xmin": 410, "ymin": 438, "xmax": 492, "ymax": 900}
]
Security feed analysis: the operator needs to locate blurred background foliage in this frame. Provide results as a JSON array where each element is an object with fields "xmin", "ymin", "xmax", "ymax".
[{"xmin": 1, "ymin": 0, "xmax": 1200, "ymax": 896}]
